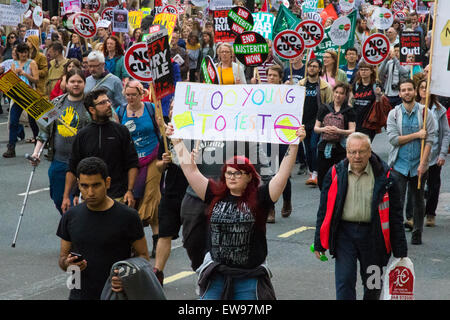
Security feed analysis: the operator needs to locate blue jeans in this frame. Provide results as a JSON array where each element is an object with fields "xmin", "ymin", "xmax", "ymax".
[
  {"xmin": 335, "ymin": 221, "xmax": 383, "ymax": 300},
  {"xmin": 200, "ymin": 274, "xmax": 258, "ymax": 300},
  {"xmin": 304, "ymin": 129, "xmax": 319, "ymax": 173},
  {"xmin": 9, "ymin": 103, "xmax": 39, "ymax": 146},
  {"xmin": 48, "ymin": 160, "xmax": 72, "ymax": 215}
]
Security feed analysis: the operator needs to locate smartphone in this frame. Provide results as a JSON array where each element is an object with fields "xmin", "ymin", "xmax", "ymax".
[{"xmin": 70, "ymin": 252, "xmax": 83, "ymax": 263}]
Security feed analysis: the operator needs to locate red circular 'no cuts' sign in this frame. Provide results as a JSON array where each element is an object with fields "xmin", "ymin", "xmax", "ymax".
[{"xmin": 362, "ymin": 33, "xmax": 390, "ymax": 65}]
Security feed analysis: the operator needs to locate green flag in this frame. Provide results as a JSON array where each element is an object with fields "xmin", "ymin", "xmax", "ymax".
[{"xmin": 271, "ymin": 4, "xmax": 301, "ymax": 41}]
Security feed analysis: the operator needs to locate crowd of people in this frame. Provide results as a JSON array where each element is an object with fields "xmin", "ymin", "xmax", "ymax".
[{"xmin": 0, "ymin": 0, "xmax": 449, "ymax": 301}]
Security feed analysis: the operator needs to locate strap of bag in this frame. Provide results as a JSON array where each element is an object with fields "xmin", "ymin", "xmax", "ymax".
[{"xmin": 92, "ymin": 73, "xmax": 113, "ymax": 91}]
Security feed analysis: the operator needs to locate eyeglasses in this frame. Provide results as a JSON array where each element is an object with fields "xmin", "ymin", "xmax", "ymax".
[
  {"xmin": 88, "ymin": 64, "xmax": 101, "ymax": 69},
  {"xmin": 125, "ymin": 92, "xmax": 140, "ymax": 97},
  {"xmin": 225, "ymin": 171, "xmax": 247, "ymax": 179},
  {"xmin": 347, "ymin": 149, "xmax": 370, "ymax": 156},
  {"xmin": 8, "ymin": 36, "xmax": 16, "ymax": 39},
  {"xmin": 94, "ymin": 99, "xmax": 111, "ymax": 106}
]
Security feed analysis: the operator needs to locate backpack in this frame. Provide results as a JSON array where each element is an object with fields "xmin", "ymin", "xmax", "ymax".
[{"xmin": 322, "ymin": 104, "xmax": 345, "ymax": 142}]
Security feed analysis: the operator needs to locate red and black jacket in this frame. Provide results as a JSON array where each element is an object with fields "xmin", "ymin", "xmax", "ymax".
[{"xmin": 314, "ymin": 153, "xmax": 408, "ymax": 263}]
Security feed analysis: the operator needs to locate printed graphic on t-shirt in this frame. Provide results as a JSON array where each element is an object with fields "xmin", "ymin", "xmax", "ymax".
[
  {"xmin": 57, "ymin": 106, "xmax": 79, "ymax": 137},
  {"xmin": 210, "ymin": 200, "xmax": 255, "ymax": 266},
  {"xmin": 124, "ymin": 119, "xmax": 152, "ymax": 158}
]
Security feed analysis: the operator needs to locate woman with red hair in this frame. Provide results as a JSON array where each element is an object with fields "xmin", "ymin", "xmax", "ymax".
[{"xmin": 166, "ymin": 124, "xmax": 306, "ymax": 300}]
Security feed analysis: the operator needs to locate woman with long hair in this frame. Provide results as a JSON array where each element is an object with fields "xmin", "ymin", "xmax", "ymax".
[
  {"xmin": 3, "ymin": 43, "xmax": 39, "ymax": 158},
  {"xmin": 416, "ymin": 80, "xmax": 449, "ymax": 227},
  {"xmin": 200, "ymin": 31, "xmax": 215, "ymax": 62},
  {"xmin": 130, "ymin": 28, "xmax": 143, "ymax": 46},
  {"xmin": 2, "ymin": 32, "xmax": 18, "ymax": 61},
  {"xmin": 314, "ymin": 82, "xmax": 356, "ymax": 189},
  {"xmin": 354, "ymin": 18, "xmax": 374, "ymax": 55},
  {"xmin": 352, "ymin": 61, "xmax": 384, "ymax": 141},
  {"xmin": 116, "ymin": 80, "xmax": 162, "ymax": 258},
  {"xmin": 26, "ymin": 35, "xmax": 49, "ymax": 98},
  {"xmin": 66, "ymin": 32, "xmax": 91, "ymax": 62},
  {"xmin": 166, "ymin": 122, "xmax": 306, "ymax": 300},
  {"xmin": 50, "ymin": 58, "xmax": 82, "ymax": 100},
  {"xmin": 186, "ymin": 32, "xmax": 201, "ymax": 82},
  {"xmin": 102, "ymin": 35, "xmax": 129, "ymax": 81},
  {"xmin": 321, "ymin": 50, "xmax": 348, "ymax": 88}
]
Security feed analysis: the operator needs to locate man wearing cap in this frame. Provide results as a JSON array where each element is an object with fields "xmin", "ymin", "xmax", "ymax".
[{"xmin": 92, "ymin": 20, "xmax": 111, "ymax": 48}]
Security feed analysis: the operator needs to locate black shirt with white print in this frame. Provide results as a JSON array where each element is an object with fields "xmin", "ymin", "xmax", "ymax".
[{"xmin": 204, "ymin": 181, "xmax": 273, "ymax": 269}]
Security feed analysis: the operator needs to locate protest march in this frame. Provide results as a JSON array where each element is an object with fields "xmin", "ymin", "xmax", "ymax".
[{"xmin": 0, "ymin": 0, "xmax": 450, "ymax": 305}]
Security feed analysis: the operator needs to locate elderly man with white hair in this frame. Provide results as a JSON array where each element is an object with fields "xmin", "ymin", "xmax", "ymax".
[
  {"xmin": 84, "ymin": 50, "xmax": 127, "ymax": 109},
  {"xmin": 313, "ymin": 132, "xmax": 407, "ymax": 300}
]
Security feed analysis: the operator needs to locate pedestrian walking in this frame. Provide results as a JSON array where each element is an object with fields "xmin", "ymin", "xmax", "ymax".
[{"xmin": 313, "ymin": 132, "xmax": 408, "ymax": 300}]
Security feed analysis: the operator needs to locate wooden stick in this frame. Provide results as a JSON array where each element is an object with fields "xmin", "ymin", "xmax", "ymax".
[
  {"xmin": 289, "ymin": 59, "xmax": 293, "ymax": 85},
  {"xmin": 304, "ymin": 49, "xmax": 310, "ymax": 79},
  {"xmin": 150, "ymin": 82, "xmax": 170, "ymax": 155},
  {"xmin": 255, "ymin": 67, "xmax": 261, "ymax": 84},
  {"xmin": 336, "ymin": 46, "xmax": 341, "ymax": 71},
  {"xmin": 418, "ymin": 0, "xmax": 438, "ymax": 190}
]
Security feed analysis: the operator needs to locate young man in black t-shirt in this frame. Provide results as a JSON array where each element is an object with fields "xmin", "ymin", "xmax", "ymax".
[{"xmin": 57, "ymin": 157, "xmax": 149, "ymax": 300}]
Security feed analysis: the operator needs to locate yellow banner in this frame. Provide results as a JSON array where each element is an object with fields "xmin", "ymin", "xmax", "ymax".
[
  {"xmin": 0, "ymin": 71, "xmax": 59, "ymax": 127},
  {"xmin": 153, "ymin": 13, "xmax": 178, "ymax": 41},
  {"xmin": 128, "ymin": 11, "xmax": 143, "ymax": 30}
]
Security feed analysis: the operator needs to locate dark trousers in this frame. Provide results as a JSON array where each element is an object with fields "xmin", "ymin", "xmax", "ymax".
[
  {"xmin": 279, "ymin": 144, "xmax": 291, "ymax": 202},
  {"xmin": 357, "ymin": 127, "xmax": 376, "ymax": 142},
  {"xmin": 180, "ymin": 193, "xmax": 208, "ymax": 271},
  {"xmin": 304, "ymin": 129, "xmax": 319, "ymax": 173},
  {"xmin": 317, "ymin": 144, "xmax": 346, "ymax": 190},
  {"xmin": 425, "ymin": 164, "xmax": 442, "ymax": 217},
  {"xmin": 335, "ymin": 221, "xmax": 383, "ymax": 300},
  {"xmin": 9, "ymin": 103, "xmax": 39, "ymax": 146},
  {"xmin": 391, "ymin": 170, "xmax": 427, "ymax": 233}
]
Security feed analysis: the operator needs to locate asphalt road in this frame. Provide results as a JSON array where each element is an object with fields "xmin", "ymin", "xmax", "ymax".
[{"xmin": 1, "ymin": 109, "xmax": 450, "ymax": 300}]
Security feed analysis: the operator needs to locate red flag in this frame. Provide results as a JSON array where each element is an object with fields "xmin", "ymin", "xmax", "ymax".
[
  {"xmin": 320, "ymin": 3, "xmax": 338, "ymax": 26},
  {"xmin": 261, "ymin": 0, "xmax": 268, "ymax": 12}
]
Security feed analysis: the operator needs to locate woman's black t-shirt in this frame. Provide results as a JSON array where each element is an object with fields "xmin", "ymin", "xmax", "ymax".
[
  {"xmin": 204, "ymin": 181, "xmax": 274, "ymax": 269},
  {"xmin": 352, "ymin": 82, "xmax": 376, "ymax": 129}
]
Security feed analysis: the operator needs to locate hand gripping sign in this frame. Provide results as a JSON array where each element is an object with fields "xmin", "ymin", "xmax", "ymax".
[
  {"xmin": 124, "ymin": 42, "xmax": 153, "ymax": 82},
  {"xmin": 72, "ymin": 12, "xmax": 97, "ymax": 38},
  {"xmin": 362, "ymin": 33, "xmax": 390, "ymax": 65},
  {"xmin": 233, "ymin": 31, "xmax": 269, "ymax": 67},
  {"xmin": 200, "ymin": 56, "xmax": 221, "ymax": 84},
  {"xmin": 295, "ymin": 20, "xmax": 324, "ymax": 49},
  {"xmin": 273, "ymin": 30, "xmax": 305, "ymax": 60}
]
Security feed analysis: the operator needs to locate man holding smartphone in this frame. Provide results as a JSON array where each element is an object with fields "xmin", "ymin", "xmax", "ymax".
[{"xmin": 57, "ymin": 157, "xmax": 149, "ymax": 300}]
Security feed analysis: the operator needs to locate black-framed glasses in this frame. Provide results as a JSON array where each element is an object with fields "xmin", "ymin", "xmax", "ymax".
[
  {"xmin": 94, "ymin": 99, "xmax": 111, "ymax": 106},
  {"xmin": 225, "ymin": 171, "xmax": 247, "ymax": 179}
]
